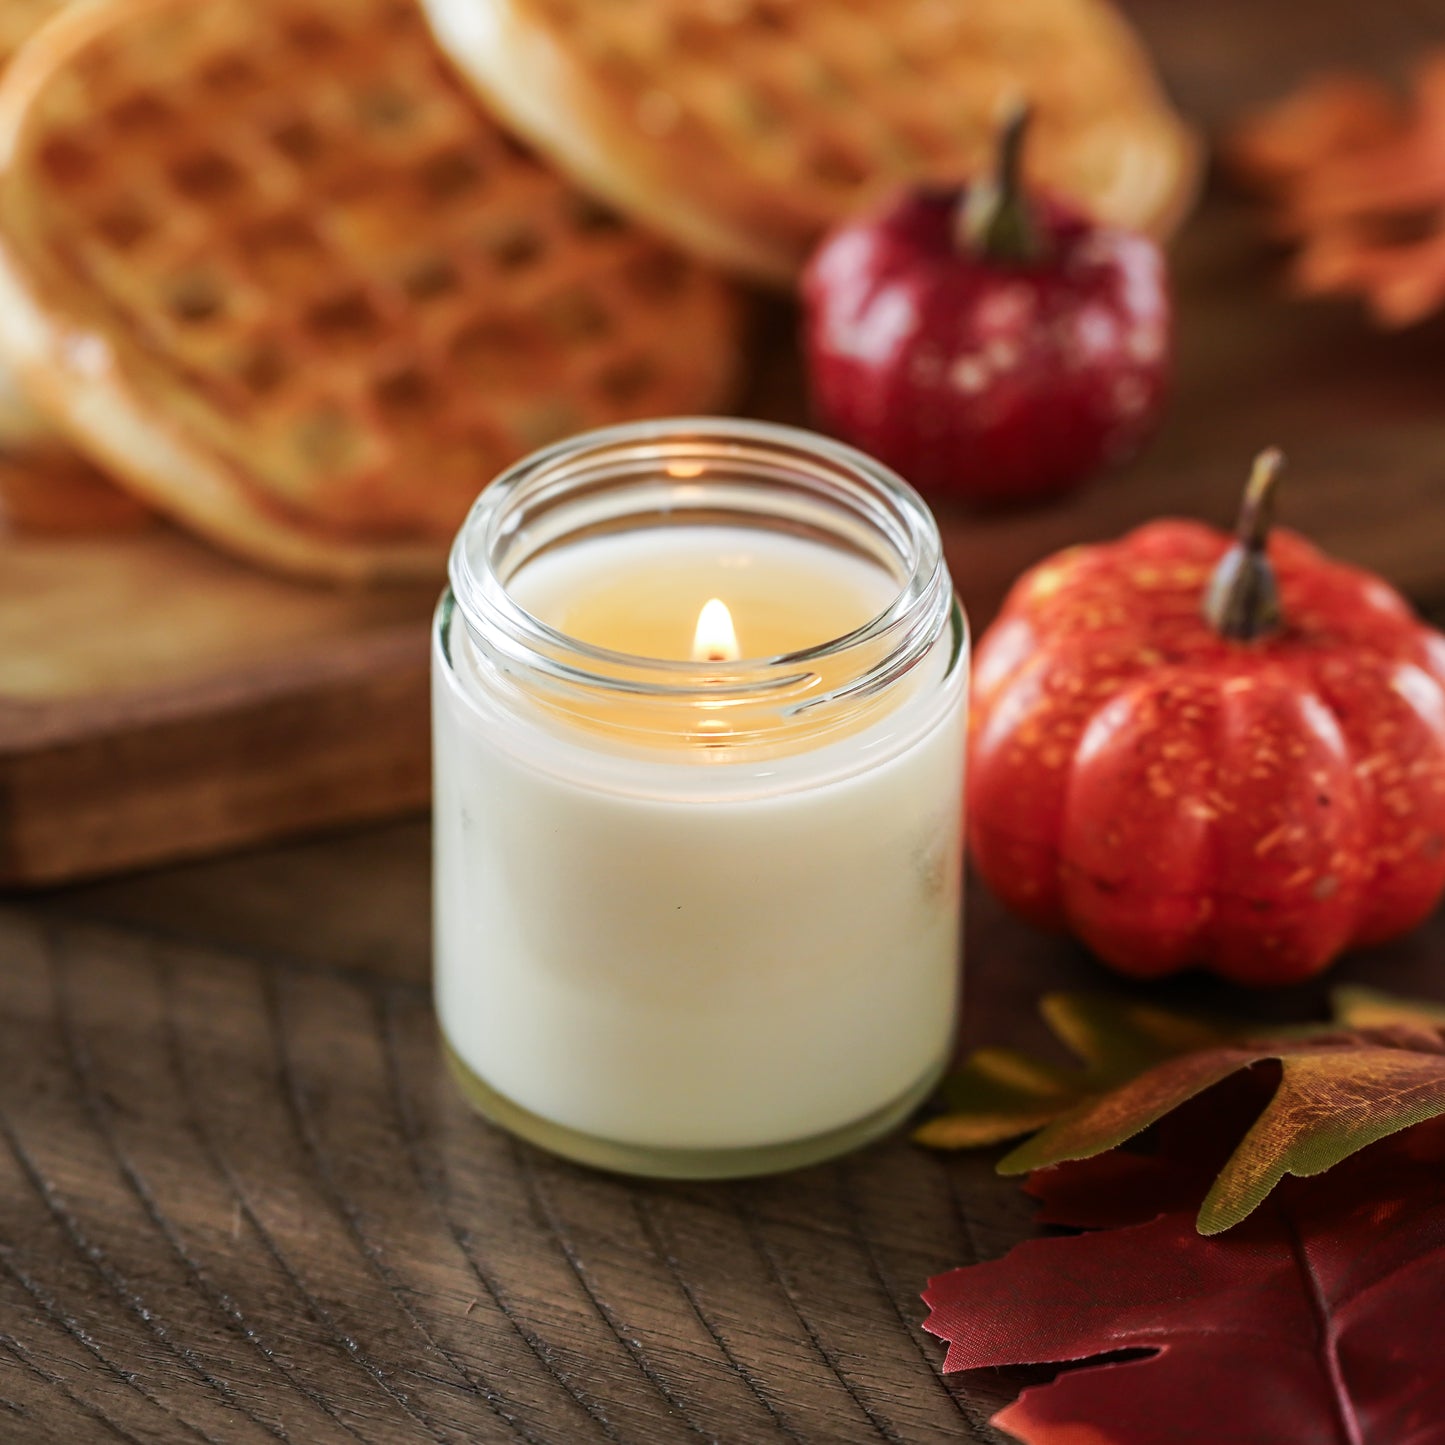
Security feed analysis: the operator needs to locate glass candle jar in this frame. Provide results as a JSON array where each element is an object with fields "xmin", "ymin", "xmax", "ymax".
[{"xmin": 433, "ymin": 418, "xmax": 969, "ymax": 1178}]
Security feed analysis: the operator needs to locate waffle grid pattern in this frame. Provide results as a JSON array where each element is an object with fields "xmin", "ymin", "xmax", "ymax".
[
  {"xmin": 5, "ymin": 0, "xmax": 737, "ymax": 538},
  {"xmin": 472, "ymin": 0, "xmax": 1194, "ymax": 274}
]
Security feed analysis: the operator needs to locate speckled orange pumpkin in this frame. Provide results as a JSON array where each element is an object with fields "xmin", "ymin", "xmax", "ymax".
[{"xmin": 968, "ymin": 452, "xmax": 1445, "ymax": 984}]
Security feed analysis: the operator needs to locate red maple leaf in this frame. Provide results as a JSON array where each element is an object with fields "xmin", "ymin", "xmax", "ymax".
[{"xmin": 923, "ymin": 1101, "xmax": 1445, "ymax": 1445}]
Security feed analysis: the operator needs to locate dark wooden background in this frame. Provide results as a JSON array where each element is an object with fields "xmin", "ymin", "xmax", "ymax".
[{"xmin": 7, "ymin": 1, "xmax": 1445, "ymax": 1441}]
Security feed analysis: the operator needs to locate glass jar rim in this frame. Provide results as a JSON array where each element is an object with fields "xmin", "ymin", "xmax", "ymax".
[{"xmin": 447, "ymin": 416, "xmax": 953, "ymax": 708}]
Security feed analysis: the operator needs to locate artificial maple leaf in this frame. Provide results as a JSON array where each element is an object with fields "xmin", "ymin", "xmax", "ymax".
[
  {"xmin": 1229, "ymin": 73, "xmax": 1404, "ymax": 182},
  {"xmin": 912, "ymin": 993, "xmax": 1231, "ymax": 1150},
  {"xmin": 915, "ymin": 987, "xmax": 1358, "ymax": 1152},
  {"xmin": 1334, "ymin": 984, "xmax": 1445, "ymax": 1029},
  {"xmin": 1021, "ymin": 1072, "xmax": 1285, "ymax": 1230},
  {"xmin": 1006, "ymin": 1021, "xmax": 1445, "ymax": 1234},
  {"xmin": 919, "ymin": 989, "xmax": 1445, "ymax": 1233},
  {"xmin": 923, "ymin": 1121, "xmax": 1445, "ymax": 1445},
  {"xmin": 1229, "ymin": 53, "xmax": 1445, "ymax": 327}
]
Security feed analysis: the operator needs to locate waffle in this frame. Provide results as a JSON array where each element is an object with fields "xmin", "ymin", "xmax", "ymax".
[
  {"xmin": 423, "ymin": 0, "xmax": 1201, "ymax": 286},
  {"xmin": 0, "ymin": 1, "xmax": 70, "ymax": 69},
  {"xmin": 0, "ymin": 346, "xmax": 53, "ymax": 447},
  {"xmin": 0, "ymin": 322, "xmax": 144, "ymax": 534},
  {"xmin": 0, "ymin": 0, "xmax": 76, "ymax": 451},
  {"xmin": 0, "ymin": 0, "xmax": 742, "ymax": 580}
]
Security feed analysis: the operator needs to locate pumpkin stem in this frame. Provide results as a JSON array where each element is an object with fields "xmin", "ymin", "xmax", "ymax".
[
  {"xmin": 956, "ymin": 101, "xmax": 1044, "ymax": 264},
  {"xmin": 1204, "ymin": 448, "xmax": 1285, "ymax": 642}
]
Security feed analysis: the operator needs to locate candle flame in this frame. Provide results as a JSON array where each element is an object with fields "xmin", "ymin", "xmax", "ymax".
[{"xmin": 692, "ymin": 598, "xmax": 740, "ymax": 662}]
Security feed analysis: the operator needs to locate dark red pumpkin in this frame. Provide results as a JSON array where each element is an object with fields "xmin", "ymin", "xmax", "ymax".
[{"xmin": 969, "ymin": 452, "xmax": 1445, "ymax": 984}]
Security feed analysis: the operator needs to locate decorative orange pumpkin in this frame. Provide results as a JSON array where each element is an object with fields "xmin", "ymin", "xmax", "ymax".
[{"xmin": 969, "ymin": 451, "xmax": 1445, "ymax": 984}]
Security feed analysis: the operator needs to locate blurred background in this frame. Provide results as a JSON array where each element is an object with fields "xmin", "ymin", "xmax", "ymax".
[{"xmin": 3, "ymin": 0, "xmax": 1444, "ymax": 889}]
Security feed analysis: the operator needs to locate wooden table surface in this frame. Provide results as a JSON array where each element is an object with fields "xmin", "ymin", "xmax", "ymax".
[{"xmin": 7, "ymin": 1, "xmax": 1445, "ymax": 1441}]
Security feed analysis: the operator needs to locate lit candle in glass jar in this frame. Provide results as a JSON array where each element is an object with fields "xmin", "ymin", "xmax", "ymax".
[{"xmin": 433, "ymin": 419, "xmax": 969, "ymax": 1178}]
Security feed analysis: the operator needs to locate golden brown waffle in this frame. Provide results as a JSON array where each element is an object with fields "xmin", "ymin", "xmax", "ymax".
[
  {"xmin": 0, "ymin": 1, "xmax": 69, "ymax": 70},
  {"xmin": 0, "ymin": 0, "xmax": 742, "ymax": 580},
  {"xmin": 0, "ymin": 0, "xmax": 136, "ymax": 544},
  {"xmin": 0, "ymin": 0, "xmax": 71, "ymax": 453},
  {"xmin": 424, "ymin": 0, "xmax": 1201, "ymax": 286}
]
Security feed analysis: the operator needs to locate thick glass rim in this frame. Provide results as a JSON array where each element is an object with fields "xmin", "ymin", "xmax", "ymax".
[{"xmin": 446, "ymin": 416, "xmax": 954, "ymax": 707}]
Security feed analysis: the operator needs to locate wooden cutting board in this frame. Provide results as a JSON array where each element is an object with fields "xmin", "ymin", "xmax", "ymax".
[
  {"xmin": 1, "ymin": 524, "xmax": 438, "ymax": 885},
  {"xmin": 6, "ymin": 193, "xmax": 1445, "ymax": 887}
]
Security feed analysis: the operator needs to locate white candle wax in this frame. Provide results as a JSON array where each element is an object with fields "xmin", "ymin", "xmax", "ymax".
[
  {"xmin": 510, "ymin": 527, "xmax": 892, "ymax": 664},
  {"xmin": 434, "ymin": 524, "xmax": 967, "ymax": 1165}
]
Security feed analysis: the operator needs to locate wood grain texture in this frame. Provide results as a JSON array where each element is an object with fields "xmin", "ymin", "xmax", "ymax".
[
  {"xmin": 6, "ymin": 821, "xmax": 1445, "ymax": 1445},
  {"xmin": 0, "ymin": 526, "xmax": 436, "ymax": 885},
  {"xmin": 0, "ymin": 621, "xmax": 432, "ymax": 886},
  {"xmin": 0, "ymin": 874, "xmax": 1022, "ymax": 1445},
  {"xmin": 6, "ymin": 0, "xmax": 1445, "ymax": 1440}
]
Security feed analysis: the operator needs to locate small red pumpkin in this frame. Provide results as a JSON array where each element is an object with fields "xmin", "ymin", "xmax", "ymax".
[{"xmin": 969, "ymin": 451, "xmax": 1445, "ymax": 984}]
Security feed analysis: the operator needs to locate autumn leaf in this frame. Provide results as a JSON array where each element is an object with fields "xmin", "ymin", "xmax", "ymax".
[
  {"xmin": 912, "ymin": 993, "xmax": 1232, "ymax": 1149},
  {"xmin": 923, "ymin": 1118, "xmax": 1445, "ymax": 1445},
  {"xmin": 1333, "ymin": 984, "xmax": 1445, "ymax": 1028},
  {"xmin": 1005, "ymin": 1021, "xmax": 1445, "ymax": 1234},
  {"xmin": 919, "ymin": 987, "xmax": 1445, "ymax": 1233}
]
